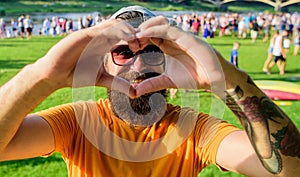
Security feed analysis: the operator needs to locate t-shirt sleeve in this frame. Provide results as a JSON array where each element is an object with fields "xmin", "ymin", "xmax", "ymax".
[
  {"xmin": 232, "ymin": 50, "xmax": 238, "ymax": 57},
  {"xmin": 35, "ymin": 103, "xmax": 78, "ymax": 157},
  {"xmin": 194, "ymin": 113, "xmax": 240, "ymax": 169}
]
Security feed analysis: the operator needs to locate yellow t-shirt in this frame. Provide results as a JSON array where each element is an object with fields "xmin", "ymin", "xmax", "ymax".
[{"xmin": 37, "ymin": 99, "xmax": 239, "ymax": 177}]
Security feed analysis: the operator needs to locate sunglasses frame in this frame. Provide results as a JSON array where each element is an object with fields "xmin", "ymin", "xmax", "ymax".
[{"xmin": 110, "ymin": 45, "xmax": 165, "ymax": 66}]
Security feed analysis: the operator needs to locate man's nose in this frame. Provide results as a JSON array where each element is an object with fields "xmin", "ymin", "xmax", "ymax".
[{"xmin": 130, "ymin": 55, "xmax": 146, "ymax": 72}]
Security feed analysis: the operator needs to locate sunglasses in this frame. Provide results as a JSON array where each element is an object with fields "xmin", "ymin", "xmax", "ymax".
[{"xmin": 110, "ymin": 45, "xmax": 165, "ymax": 66}]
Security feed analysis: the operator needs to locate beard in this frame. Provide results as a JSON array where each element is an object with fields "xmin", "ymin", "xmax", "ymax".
[{"xmin": 107, "ymin": 71, "xmax": 168, "ymax": 127}]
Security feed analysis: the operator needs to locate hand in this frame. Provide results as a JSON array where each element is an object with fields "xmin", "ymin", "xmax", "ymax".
[
  {"xmin": 282, "ymin": 53, "xmax": 287, "ymax": 59},
  {"xmin": 33, "ymin": 19, "xmax": 139, "ymax": 96},
  {"xmin": 133, "ymin": 16, "xmax": 229, "ymax": 97}
]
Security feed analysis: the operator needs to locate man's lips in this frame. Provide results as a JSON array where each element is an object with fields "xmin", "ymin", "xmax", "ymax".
[{"xmin": 119, "ymin": 71, "xmax": 161, "ymax": 89}]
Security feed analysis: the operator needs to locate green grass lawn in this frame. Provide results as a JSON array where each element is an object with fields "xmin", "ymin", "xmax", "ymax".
[{"xmin": 0, "ymin": 31, "xmax": 299, "ymax": 177}]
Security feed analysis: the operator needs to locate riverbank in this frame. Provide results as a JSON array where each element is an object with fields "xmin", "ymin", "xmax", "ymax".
[
  {"xmin": 0, "ymin": 1, "xmax": 217, "ymax": 16},
  {"xmin": 1, "ymin": 0, "xmax": 298, "ymax": 17}
]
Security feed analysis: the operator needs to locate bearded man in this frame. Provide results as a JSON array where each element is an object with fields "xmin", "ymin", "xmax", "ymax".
[{"xmin": 0, "ymin": 6, "xmax": 299, "ymax": 177}]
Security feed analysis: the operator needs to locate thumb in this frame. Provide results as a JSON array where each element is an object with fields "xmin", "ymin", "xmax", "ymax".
[
  {"xmin": 97, "ymin": 72, "xmax": 136, "ymax": 98},
  {"xmin": 135, "ymin": 74, "xmax": 176, "ymax": 97}
]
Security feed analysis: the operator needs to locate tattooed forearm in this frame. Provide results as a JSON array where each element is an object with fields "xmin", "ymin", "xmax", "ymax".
[
  {"xmin": 225, "ymin": 85, "xmax": 282, "ymax": 174},
  {"xmin": 272, "ymin": 122, "xmax": 300, "ymax": 158},
  {"xmin": 225, "ymin": 76, "xmax": 300, "ymax": 174}
]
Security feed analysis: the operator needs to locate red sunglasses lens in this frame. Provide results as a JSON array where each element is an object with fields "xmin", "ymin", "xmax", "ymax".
[
  {"xmin": 111, "ymin": 45, "xmax": 134, "ymax": 59},
  {"xmin": 110, "ymin": 45, "xmax": 165, "ymax": 66}
]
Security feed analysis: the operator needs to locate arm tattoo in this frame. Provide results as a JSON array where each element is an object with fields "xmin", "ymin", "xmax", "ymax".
[
  {"xmin": 272, "ymin": 122, "xmax": 300, "ymax": 158},
  {"xmin": 225, "ymin": 86, "xmax": 282, "ymax": 174},
  {"xmin": 224, "ymin": 77, "xmax": 300, "ymax": 174}
]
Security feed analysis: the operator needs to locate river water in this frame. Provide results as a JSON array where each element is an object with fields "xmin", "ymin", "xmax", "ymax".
[{"xmin": 2, "ymin": 11, "xmax": 101, "ymax": 35}]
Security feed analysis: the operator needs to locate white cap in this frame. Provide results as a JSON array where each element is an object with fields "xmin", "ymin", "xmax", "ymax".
[
  {"xmin": 111, "ymin": 5, "xmax": 177, "ymax": 27},
  {"xmin": 111, "ymin": 5, "xmax": 156, "ymax": 20},
  {"xmin": 110, "ymin": 6, "xmax": 157, "ymax": 28}
]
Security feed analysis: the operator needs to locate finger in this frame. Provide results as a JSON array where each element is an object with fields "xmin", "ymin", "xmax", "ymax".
[
  {"xmin": 136, "ymin": 17, "xmax": 184, "ymax": 54},
  {"xmin": 149, "ymin": 37, "xmax": 163, "ymax": 47},
  {"xmin": 102, "ymin": 21, "xmax": 137, "ymax": 46},
  {"xmin": 98, "ymin": 72, "xmax": 136, "ymax": 98},
  {"xmin": 128, "ymin": 38, "xmax": 142, "ymax": 52},
  {"xmin": 136, "ymin": 37, "xmax": 152, "ymax": 50},
  {"xmin": 136, "ymin": 18, "xmax": 185, "ymax": 43},
  {"xmin": 136, "ymin": 26, "xmax": 188, "ymax": 58},
  {"xmin": 136, "ymin": 24, "xmax": 170, "ymax": 40},
  {"xmin": 137, "ymin": 16, "xmax": 169, "ymax": 30},
  {"xmin": 135, "ymin": 75, "xmax": 176, "ymax": 97},
  {"xmin": 88, "ymin": 19, "xmax": 136, "ymax": 41},
  {"xmin": 78, "ymin": 20, "xmax": 138, "ymax": 61},
  {"xmin": 150, "ymin": 37, "xmax": 183, "ymax": 57}
]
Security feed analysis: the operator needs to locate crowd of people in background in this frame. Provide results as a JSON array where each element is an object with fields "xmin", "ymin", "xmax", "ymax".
[
  {"xmin": 0, "ymin": 13, "xmax": 105, "ymax": 39},
  {"xmin": 0, "ymin": 11, "xmax": 299, "ymax": 74},
  {"xmin": 171, "ymin": 11, "xmax": 299, "ymax": 43},
  {"xmin": 40, "ymin": 13, "xmax": 104, "ymax": 37},
  {"xmin": 0, "ymin": 11, "xmax": 298, "ymax": 41},
  {"xmin": 0, "ymin": 14, "xmax": 34, "ymax": 39}
]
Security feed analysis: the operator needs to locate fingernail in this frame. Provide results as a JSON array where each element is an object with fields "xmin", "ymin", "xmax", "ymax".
[{"xmin": 135, "ymin": 31, "xmax": 143, "ymax": 38}]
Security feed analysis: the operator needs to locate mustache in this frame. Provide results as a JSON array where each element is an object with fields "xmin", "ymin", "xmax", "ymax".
[
  {"xmin": 107, "ymin": 71, "xmax": 167, "ymax": 120},
  {"xmin": 117, "ymin": 71, "xmax": 161, "ymax": 83}
]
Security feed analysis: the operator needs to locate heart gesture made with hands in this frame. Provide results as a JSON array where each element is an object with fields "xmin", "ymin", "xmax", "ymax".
[{"xmin": 37, "ymin": 16, "xmax": 229, "ymax": 98}]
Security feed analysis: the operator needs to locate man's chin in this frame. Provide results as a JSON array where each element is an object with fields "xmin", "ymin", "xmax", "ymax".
[
  {"xmin": 107, "ymin": 88, "xmax": 168, "ymax": 126},
  {"xmin": 106, "ymin": 71, "xmax": 168, "ymax": 126}
]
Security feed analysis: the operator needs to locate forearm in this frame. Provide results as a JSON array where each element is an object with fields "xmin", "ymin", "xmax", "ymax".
[
  {"xmin": 233, "ymin": 57, "xmax": 237, "ymax": 65},
  {"xmin": 222, "ymin": 62, "xmax": 300, "ymax": 175},
  {"xmin": 0, "ymin": 64, "xmax": 56, "ymax": 152}
]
